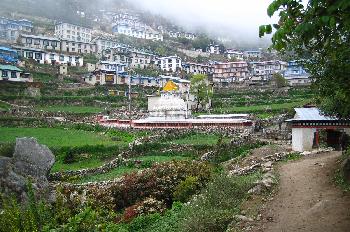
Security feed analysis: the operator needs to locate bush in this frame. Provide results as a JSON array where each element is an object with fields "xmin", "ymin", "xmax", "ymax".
[
  {"xmin": 0, "ymin": 142, "xmax": 14, "ymax": 157},
  {"xmin": 173, "ymin": 176, "xmax": 200, "ymax": 203}
]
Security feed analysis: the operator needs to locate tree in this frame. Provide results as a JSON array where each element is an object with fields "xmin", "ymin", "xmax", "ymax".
[
  {"xmin": 190, "ymin": 74, "xmax": 213, "ymax": 111},
  {"xmin": 260, "ymin": 0, "xmax": 350, "ymax": 118},
  {"xmin": 272, "ymin": 73, "xmax": 287, "ymax": 88}
]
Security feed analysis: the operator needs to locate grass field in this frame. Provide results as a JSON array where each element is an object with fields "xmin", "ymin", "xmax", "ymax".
[
  {"xmin": 170, "ymin": 134, "xmax": 230, "ymax": 145},
  {"xmin": 36, "ymin": 105, "xmax": 104, "ymax": 114},
  {"xmin": 51, "ymin": 158, "xmax": 106, "ymax": 173},
  {"xmin": 75, "ymin": 155, "xmax": 190, "ymax": 183},
  {"xmin": 213, "ymin": 100, "xmax": 309, "ymax": 114},
  {"xmin": 0, "ymin": 127, "xmax": 122, "ymax": 148}
]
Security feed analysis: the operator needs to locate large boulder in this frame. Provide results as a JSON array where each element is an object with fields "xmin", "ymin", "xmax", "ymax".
[
  {"xmin": 0, "ymin": 138, "xmax": 55, "ymax": 202},
  {"xmin": 342, "ymin": 157, "xmax": 350, "ymax": 183}
]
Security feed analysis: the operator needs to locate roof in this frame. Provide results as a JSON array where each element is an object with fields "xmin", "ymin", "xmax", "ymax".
[
  {"xmin": 0, "ymin": 65, "xmax": 22, "ymax": 72},
  {"xmin": 287, "ymin": 108, "xmax": 336, "ymax": 121},
  {"xmin": 20, "ymin": 34, "xmax": 60, "ymax": 41},
  {"xmin": 0, "ymin": 46, "xmax": 17, "ymax": 53}
]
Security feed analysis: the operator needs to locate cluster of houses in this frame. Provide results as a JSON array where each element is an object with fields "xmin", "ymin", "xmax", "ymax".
[{"xmin": 0, "ymin": 14, "xmax": 311, "ymax": 87}]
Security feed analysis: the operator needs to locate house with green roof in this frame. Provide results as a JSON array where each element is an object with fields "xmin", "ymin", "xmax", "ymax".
[{"xmin": 0, "ymin": 64, "xmax": 32, "ymax": 82}]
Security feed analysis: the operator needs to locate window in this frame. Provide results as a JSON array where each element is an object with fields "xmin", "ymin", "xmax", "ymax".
[
  {"xmin": 51, "ymin": 41, "xmax": 57, "ymax": 47},
  {"xmin": 26, "ymin": 38, "xmax": 32, "ymax": 44},
  {"xmin": 43, "ymin": 40, "xmax": 49, "ymax": 46},
  {"xmin": 34, "ymin": 39, "xmax": 40, "ymax": 45},
  {"xmin": 27, "ymin": 52, "xmax": 33, "ymax": 58},
  {"xmin": 50, "ymin": 54, "xmax": 54, "ymax": 60},
  {"xmin": 11, "ymin": 72, "xmax": 17, "ymax": 78},
  {"xmin": 2, "ymin": 70, "xmax": 8, "ymax": 77},
  {"xmin": 35, "ymin": 53, "xmax": 42, "ymax": 60},
  {"xmin": 69, "ymin": 56, "xmax": 72, "ymax": 62},
  {"xmin": 75, "ymin": 57, "xmax": 80, "ymax": 62},
  {"xmin": 59, "ymin": 55, "xmax": 64, "ymax": 61}
]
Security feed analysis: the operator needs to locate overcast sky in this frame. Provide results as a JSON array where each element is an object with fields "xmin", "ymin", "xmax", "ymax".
[{"xmin": 126, "ymin": 0, "xmax": 280, "ymax": 46}]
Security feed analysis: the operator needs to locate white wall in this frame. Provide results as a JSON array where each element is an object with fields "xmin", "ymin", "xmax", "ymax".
[{"xmin": 292, "ymin": 128, "xmax": 316, "ymax": 152}]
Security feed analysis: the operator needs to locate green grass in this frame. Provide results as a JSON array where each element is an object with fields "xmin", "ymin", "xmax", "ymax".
[
  {"xmin": 214, "ymin": 100, "xmax": 309, "ymax": 113},
  {"xmin": 0, "ymin": 101, "xmax": 11, "ymax": 111},
  {"xmin": 171, "ymin": 134, "xmax": 230, "ymax": 145},
  {"xmin": 76, "ymin": 156, "xmax": 190, "ymax": 183},
  {"xmin": 32, "ymin": 72, "xmax": 55, "ymax": 82},
  {"xmin": 36, "ymin": 105, "xmax": 104, "ymax": 113},
  {"xmin": 0, "ymin": 127, "xmax": 121, "ymax": 148},
  {"xmin": 51, "ymin": 158, "xmax": 106, "ymax": 173}
]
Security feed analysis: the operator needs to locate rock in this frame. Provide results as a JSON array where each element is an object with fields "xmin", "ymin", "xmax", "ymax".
[
  {"xmin": 0, "ymin": 157, "xmax": 12, "ymax": 176},
  {"xmin": 235, "ymin": 215, "xmax": 254, "ymax": 222},
  {"xmin": 0, "ymin": 138, "xmax": 55, "ymax": 202},
  {"xmin": 248, "ymin": 184, "xmax": 263, "ymax": 194},
  {"xmin": 342, "ymin": 157, "xmax": 350, "ymax": 183},
  {"xmin": 263, "ymin": 161, "xmax": 273, "ymax": 168}
]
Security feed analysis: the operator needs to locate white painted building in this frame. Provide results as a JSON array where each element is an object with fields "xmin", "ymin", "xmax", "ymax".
[
  {"xmin": 243, "ymin": 50, "xmax": 262, "ymax": 59},
  {"xmin": 226, "ymin": 50, "xmax": 243, "ymax": 60},
  {"xmin": 19, "ymin": 34, "xmax": 61, "ymax": 52},
  {"xmin": 45, "ymin": 53, "xmax": 83, "ymax": 66},
  {"xmin": 13, "ymin": 46, "xmax": 46, "ymax": 64},
  {"xmin": 55, "ymin": 22, "xmax": 92, "ymax": 42},
  {"xmin": 156, "ymin": 56, "xmax": 182, "ymax": 73},
  {"xmin": 0, "ymin": 64, "xmax": 32, "ymax": 82},
  {"xmin": 60, "ymin": 39, "xmax": 97, "ymax": 55}
]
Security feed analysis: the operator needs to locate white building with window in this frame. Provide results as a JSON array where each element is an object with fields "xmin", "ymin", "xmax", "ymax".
[
  {"xmin": 0, "ymin": 64, "xmax": 32, "ymax": 82},
  {"xmin": 156, "ymin": 56, "xmax": 182, "ymax": 73},
  {"xmin": 13, "ymin": 46, "xmax": 46, "ymax": 64},
  {"xmin": 55, "ymin": 22, "xmax": 92, "ymax": 42},
  {"xmin": 19, "ymin": 34, "xmax": 61, "ymax": 52},
  {"xmin": 60, "ymin": 39, "xmax": 97, "ymax": 54},
  {"xmin": 45, "ymin": 53, "xmax": 83, "ymax": 66}
]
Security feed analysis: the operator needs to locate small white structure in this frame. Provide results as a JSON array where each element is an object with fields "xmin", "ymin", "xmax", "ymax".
[
  {"xmin": 0, "ymin": 64, "xmax": 32, "ymax": 82},
  {"xmin": 287, "ymin": 108, "xmax": 350, "ymax": 152}
]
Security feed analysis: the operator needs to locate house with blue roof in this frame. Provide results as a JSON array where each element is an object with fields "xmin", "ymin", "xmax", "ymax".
[
  {"xmin": 0, "ymin": 17, "xmax": 33, "ymax": 42},
  {"xmin": 0, "ymin": 46, "xmax": 18, "ymax": 63},
  {"xmin": 284, "ymin": 60, "xmax": 311, "ymax": 86}
]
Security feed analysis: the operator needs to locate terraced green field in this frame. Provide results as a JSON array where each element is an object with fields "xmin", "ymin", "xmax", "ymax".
[{"xmin": 0, "ymin": 127, "xmax": 121, "ymax": 147}]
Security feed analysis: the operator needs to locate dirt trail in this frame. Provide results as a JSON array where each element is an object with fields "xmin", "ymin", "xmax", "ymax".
[{"xmin": 259, "ymin": 151, "xmax": 350, "ymax": 232}]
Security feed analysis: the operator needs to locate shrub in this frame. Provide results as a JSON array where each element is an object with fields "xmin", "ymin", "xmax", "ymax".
[
  {"xmin": 0, "ymin": 142, "xmax": 14, "ymax": 157},
  {"xmin": 173, "ymin": 176, "xmax": 200, "ymax": 203}
]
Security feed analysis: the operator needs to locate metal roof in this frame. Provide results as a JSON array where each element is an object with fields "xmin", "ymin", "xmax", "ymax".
[
  {"xmin": 288, "ymin": 108, "xmax": 336, "ymax": 121},
  {"xmin": 0, "ymin": 65, "xmax": 23, "ymax": 72}
]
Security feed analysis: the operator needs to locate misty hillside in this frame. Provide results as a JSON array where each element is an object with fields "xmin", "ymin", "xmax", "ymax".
[{"xmin": 0, "ymin": 0, "xmax": 132, "ymax": 26}]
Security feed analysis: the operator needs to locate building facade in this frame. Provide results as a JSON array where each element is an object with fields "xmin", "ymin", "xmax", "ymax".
[
  {"xmin": 60, "ymin": 39, "xmax": 97, "ymax": 54},
  {"xmin": 19, "ymin": 34, "xmax": 61, "ymax": 52},
  {"xmin": 0, "ymin": 64, "xmax": 32, "ymax": 82},
  {"xmin": 212, "ymin": 61, "xmax": 249, "ymax": 83},
  {"xmin": 0, "ymin": 17, "xmax": 33, "ymax": 42},
  {"xmin": 55, "ymin": 22, "xmax": 92, "ymax": 42},
  {"xmin": 156, "ymin": 56, "xmax": 182, "ymax": 73}
]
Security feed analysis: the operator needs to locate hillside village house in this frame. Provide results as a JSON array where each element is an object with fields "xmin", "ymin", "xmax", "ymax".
[
  {"xmin": 0, "ymin": 64, "xmax": 32, "ymax": 82},
  {"xmin": 249, "ymin": 60, "xmax": 287, "ymax": 80},
  {"xmin": 207, "ymin": 44, "xmax": 220, "ymax": 54},
  {"xmin": 101, "ymin": 45, "xmax": 131, "ymax": 65},
  {"xmin": 212, "ymin": 61, "xmax": 249, "ymax": 83},
  {"xmin": 183, "ymin": 62, "xmax": 213, "ymax": 75},
  {"xmin": 225, "ymin": 50, "xmax": 244, "ymax": 61},
  {"xmin": 95, "ymin": 38, "xmax": 128, "ymax": 53},
  {"xmin": 156, "ymin": 56, "xmax": 182, "ymax": 73},
  {"xmin": 12, "ymin": 46, "xmax": 83, "ymax": 66},
  {"xmin": 243, "ymin": 50, "xmax": 262, "ymax": 59},
  {"xmin": 60, "ymin": 39, "xmax": 97, "ymax": 54},
  {"xmin": 112, "ymin": 23, "xmax": 163, "ymax": 41},
  {"xmin": 55, "ymin": 22, "xmax": 92, "ymax": 42},
  {"xmin": 284, "ymin": 61, "xmax": 311, "ymax": 86},
  {"xmin": 84, "ymin": 61, "xmax": 126, "ymax": 85},
  {"xmin": 13, "ymin": 46, "xmax": 46, "ymax": 64},
  {"xmin": 19, "ymin": 34, "xmax": 61, "ymax": 52},
  {"xmin": 168, "ymin": 31, "xmax": 197, "ymax": 40},
  {"xmin": 0, "ymin": 46, "xmax": 19, "ymax": 63},
  {"xmin": 0, "ymin": 17, "xmax": 33, "ymax": 42},
  {"xmin": 129, "ymin": 50, "xmax": 156, "ymax": 69}
]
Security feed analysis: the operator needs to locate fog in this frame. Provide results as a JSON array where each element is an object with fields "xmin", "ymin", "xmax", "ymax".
[{"xmin": 126, "ymin": 0, "xmax": 278, "ymax": 46}]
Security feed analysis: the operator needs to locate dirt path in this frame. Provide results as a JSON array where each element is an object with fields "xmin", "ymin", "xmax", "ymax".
[{"xmin": 258, "ymin": 151, "xmax": 350, "ymax": 232}]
